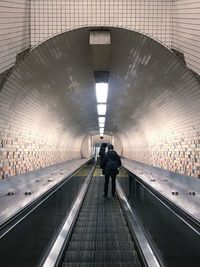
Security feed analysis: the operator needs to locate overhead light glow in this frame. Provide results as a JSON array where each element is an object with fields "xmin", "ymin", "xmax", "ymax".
[
  {"xmin": 99, "ymin": 128, "xmax": 104, "ymax": 134},
  {"xmin": 98, "ymin": 117, "xmax": 105, "ymax": 124},
  {"xmin": 97, "ymin": 104, "xmax": 107, "ymax": 115},
  {"xmin": 100, "ymin": 134, "xmax": 104, "ymax": 138},
  {"xmin": 95, "ymin": 83, "xmax": 108, "ymax": 103},
  {"xmin": 99, "ymin": 123, "xmax": 105, "ymax": 128}
]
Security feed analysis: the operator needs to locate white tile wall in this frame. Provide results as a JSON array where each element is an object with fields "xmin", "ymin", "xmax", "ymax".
[
  {"xmin": 30, "ymin": 0, "xmax": 200, "ymax": 74},
  {"xmin": 1, "ymin": 1, "xmax": 199, "ymax": 76},
  {"xmin": 0, "ymin": 1, "xmax": 200, "ymax": 179},
  {"xmin": 0, "ymin": 0, "xmax": 30, "ymax": 73},
  {"xmin": 30, "ymin": 0, "xmax": 172, "ymax": 47},
  {"xmin": 172, "ymin": 0, "xmax": 200, "ymax": 74}
]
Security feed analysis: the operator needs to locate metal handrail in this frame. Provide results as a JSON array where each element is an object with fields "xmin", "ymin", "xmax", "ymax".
[
  {"xmin": 0, "ymin": 157, "xmax": 94, "ymax": 239},
  {"xmin": 41, "ymin": 163, "xmax": 96, "ymax": 267},
  {"xmin": 116, "ymin": 180, "xmax": 162, "ymax": 267}
]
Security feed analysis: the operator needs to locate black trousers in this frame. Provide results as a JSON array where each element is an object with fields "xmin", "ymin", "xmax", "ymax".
[{"xmin": 104, "ymin": 174, "xmax": 116, "ymax": 196}]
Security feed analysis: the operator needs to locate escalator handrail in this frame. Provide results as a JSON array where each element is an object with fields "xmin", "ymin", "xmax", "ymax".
[
  {"xmin": 116, "ymin": 180, "xmax": 162, "ymax": 267},
  {"xmin": 41, "ymin": 163, "xmax": 96, "ymax": 267},
  {"xmin": 0, "ymin": 157, "xmax": 94, "ymax": 239},
  {"xmin": 123, "ymin": 166, "xmax": 200, "ymax": 234}
]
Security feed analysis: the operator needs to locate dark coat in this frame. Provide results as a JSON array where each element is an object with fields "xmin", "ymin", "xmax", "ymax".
[
  {"xmin": 99, "ymin": 146, "xmax": 106, "ymax": 159},
  {"xmin": 101, "ymin": 150, "xmax": 121, "ymax": 176}
]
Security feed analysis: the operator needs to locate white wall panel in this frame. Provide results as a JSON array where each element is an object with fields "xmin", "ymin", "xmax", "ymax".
[
  {"xmin": 172, "ymin": 0, "xmax": 200, "ymax": 74},
  {"xmin": 30, "ymin": 0, "xmax": 172, "ymax": 47},
  {"xmin": 0, "ymin": 0, "xmax": 31, "ymax": 73}
]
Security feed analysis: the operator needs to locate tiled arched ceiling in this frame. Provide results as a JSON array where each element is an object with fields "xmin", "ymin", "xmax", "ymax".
[
  {"xmin": 1, "ymin": 27, "xmax": 199, "ymax": 141},
  {"xmin": 107, "ymin": 28, "xmax": 200, "ymax": 134}
]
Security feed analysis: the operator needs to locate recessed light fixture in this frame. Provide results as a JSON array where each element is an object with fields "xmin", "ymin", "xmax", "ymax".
[
  {"xmin": 98, "ymin": 117, "xmax": 105, "ymax": 124},
  {"xmin": 99, "ymin": 128, "xmax": 104, "ymax": 134},
  {"xmin": 97, "ymin": 104, "xmax": 107, "ymax": 115},
  {"xmin": 95, "ymin": 83, "xmax": 108, "ymax": 103},
  {"xmin": 95, "ymin": 82, "xmax": 108, "ymax": 137},
  {"xmin": 99, "ymin": 123, "xmax": 105, "ymax": 128}
]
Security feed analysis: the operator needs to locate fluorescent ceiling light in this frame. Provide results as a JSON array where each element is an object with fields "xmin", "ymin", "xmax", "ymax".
[
  {"xmin": 95, "ymin": 83, "xmax": 108, "ymax": 103},
  {"xmin": 99, "ymin": 128, "xmax": 104, "ymax": 134},
  {"xmin": 99, "ymin": 123, "xmax": 105, "ymax": 128},
  {"xmin": 97, "ymin": 104, "xmax": 107, "ymax": 115},
  {"xmin": 98, "ymin": 117, "xmax": 105, "ymax": 123}
]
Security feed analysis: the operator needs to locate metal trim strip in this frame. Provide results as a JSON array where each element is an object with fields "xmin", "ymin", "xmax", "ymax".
[
  {"xmin": 0, "ymin": 157, "xmax": 94, "ymax": 231},
  {"xmin": 41, "ymin": 164, "xmax": 96, "ymax": 267},
  {"xmin": 116, "ymin": 180, "xmax": 161, "ymax": 267}
]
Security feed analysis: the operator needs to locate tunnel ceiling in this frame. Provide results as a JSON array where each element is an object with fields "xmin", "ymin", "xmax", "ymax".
[{"xmin": 1, "ymin": 27, "xmax": 198, "ymax": 139}]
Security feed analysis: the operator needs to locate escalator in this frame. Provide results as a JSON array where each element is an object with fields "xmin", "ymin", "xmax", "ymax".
[
  {"xmin": 0, "ymin": 162, "xmax": 144, "ymax": 266},
  {"xmin": 61, "ymin": 169, "xmax": 141, "ymax": 266},
  {"xmin": 0, "ymin": 161, "xmax": 144, "ymax": 267},
  {"xmin": 1, "ymin": 161, "xmax": 198, "ymax": 267}
]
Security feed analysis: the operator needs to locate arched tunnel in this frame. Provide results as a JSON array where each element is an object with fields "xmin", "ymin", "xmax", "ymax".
[
  {"xmin": 1, "ymin": 27, "xmax": 200, "ymax": 176},
  {"xmin": 0, "ymin": 4, "xmax": 200, "ymax": 267}
]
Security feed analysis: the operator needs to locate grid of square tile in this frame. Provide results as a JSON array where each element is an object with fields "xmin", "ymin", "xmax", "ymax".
[
  {"xmin": 122, "ymin": 91, "xmax": 200, "ymax": 178},
  {"xmin": 123, "ymin": 130, "xmax": 200, "ymax": 178},
  {"xmin": 172, "ymin": 0, "xmax": 200, "ymax": 74},
  {"xmin": 30, "ymin": 0, "xmax": 172, "ymax": 47},
  {"xmin": 108, "ymin": 27, "xmax": 200, "ymax": 179},
  {"xmin": 0, "ymin": 28, "xmax": 94, "ymax": 179},
  {"xmin": 122, "ymin": 93, "xmax": 200, "ymax": 178},
  {"xmin": 0, "ymin": 130, "xmax": 81, "ymax": 179},
  {"xmin": 1, "ymin": 1, "xmax": 199, "ymax": 80},
  {"xmin": 0, "ymin": 2, "xmax": 199, "ymax": 181},
  {"xmin": 0, "ymin": 0, "xmax": 31, "ymax": 74},
  {"xmin": 0, "ymin": 82, "xmax": 82, "ymax": 179}
]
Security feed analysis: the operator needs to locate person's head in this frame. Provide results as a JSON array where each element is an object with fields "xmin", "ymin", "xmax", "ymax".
[{"xmin": 108, "ymin": 144, "xmax": 114, "ymax": 151}]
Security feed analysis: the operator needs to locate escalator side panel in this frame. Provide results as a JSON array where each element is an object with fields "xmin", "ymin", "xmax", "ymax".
[
  {"xmin": 118, "ymin": 172, "xmax": 200, "ymax": 267},
  {"xmin": 0, "ymin": 164, "xmax": 93, "ymax": 267}
]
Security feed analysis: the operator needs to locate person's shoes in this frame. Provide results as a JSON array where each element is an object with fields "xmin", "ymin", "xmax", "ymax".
[{"xmin": 102, "ymin": 193, "xmax": 107, "ymax": 198}]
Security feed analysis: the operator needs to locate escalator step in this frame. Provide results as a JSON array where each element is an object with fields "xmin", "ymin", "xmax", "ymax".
[
  {"xmin": 61, "ymin": 174, "xmax": 141, "ymax": 266},
  {"xmin": 62, "ymin": 263, "xmax": 140, "ymax": 267},
  {"xmin": 78, "ymin": 213, "xmax": 122, "ymax": 218},
  {"xmin": 64, "ymin": 250, "xmax": 138, "ymax": 263},
  {"xmin": 71, "ymin": 233, "xmax": 132, "ymax": 242},
  {"xmin": 73, "ymin": 226, "xmax": 129, "ymax": 234},
  {"xmin": 75, "ymin": 221, "xmax": 126, "ymax": 228},
  {"xmin": 67, "ymin": 241, "xmax": 135, "ymax": 251},
  {"xmin": 77, "ymin": 216, "xmax": 126, "ymax": 223},
  {"xmin": 77, "ymin": 217, "xmax": 126, "ymax": 224},
  {"xmin": 79, "ymin": 206, "xmax": 121, "ymax": 209}
]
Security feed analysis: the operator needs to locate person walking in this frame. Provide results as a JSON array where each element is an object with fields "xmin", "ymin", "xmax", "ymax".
[
  {"xmin": 101, "ymin": 144, "xmax": 121, "ymax": 198},
  {"xmin": 99, "ymin": 143, "xmax": 107, "ymax": 166}
]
